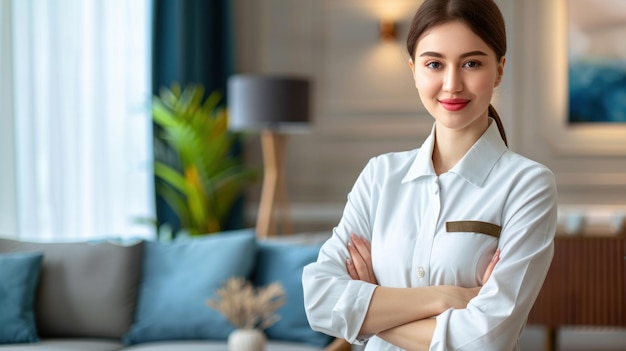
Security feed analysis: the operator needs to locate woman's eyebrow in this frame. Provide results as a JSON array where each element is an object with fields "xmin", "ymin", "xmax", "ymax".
[{"xmin": 418, "ymin": 50, "xmax": 489, "ymax": 58}]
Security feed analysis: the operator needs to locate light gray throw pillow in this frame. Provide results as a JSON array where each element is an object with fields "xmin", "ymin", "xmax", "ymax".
[{"xmin": 0, "ymin": 238, "xmax": 143, "ymax": 339}]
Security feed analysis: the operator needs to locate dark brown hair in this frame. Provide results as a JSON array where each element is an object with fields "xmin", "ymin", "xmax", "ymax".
[{"xmin": 406, "ymin": 0, "xmax": 508, "ymax": 146}]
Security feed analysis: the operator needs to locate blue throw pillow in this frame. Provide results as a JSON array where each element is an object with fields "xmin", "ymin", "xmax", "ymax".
[
  {"xmin": 253, "ymin": 240, "xmax": 333, "ymax": 347},
  {"xmin": 0, "ymin": 252, "xmax": 43, "ymax": 344},
  {"xmin": 123, "ymin": 229, "xmax": 256, "ymax": 344}
]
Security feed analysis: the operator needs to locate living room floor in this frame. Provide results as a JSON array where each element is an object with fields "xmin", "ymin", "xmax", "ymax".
[{"xmin": 520, "ymin": 326, "xmax": 626, "ymax": 351}]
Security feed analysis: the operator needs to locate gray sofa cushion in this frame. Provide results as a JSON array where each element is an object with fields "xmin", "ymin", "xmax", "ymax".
[{"xmin": 0, "ymin": 239, "xmax": 143, "ymax": 339}]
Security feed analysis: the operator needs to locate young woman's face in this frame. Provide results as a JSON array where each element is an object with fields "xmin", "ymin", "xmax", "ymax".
[{"xmin": 410, "ymin": 20, "xmax": 505, "ymax": 133}]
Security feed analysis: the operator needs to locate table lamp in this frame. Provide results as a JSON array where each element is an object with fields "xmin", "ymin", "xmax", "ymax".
[{"xmin": 228, "ymin": 75, "xmax": 311, "ymax": 238}]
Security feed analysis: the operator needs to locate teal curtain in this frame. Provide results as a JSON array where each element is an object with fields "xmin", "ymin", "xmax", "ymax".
[
  {"xmin": 152, "ymin": 0, "xmax": 242, "ymax": 236},
  {"xmin": 152, "ymin": 0, "xmax": 233, "ymax": 94}
]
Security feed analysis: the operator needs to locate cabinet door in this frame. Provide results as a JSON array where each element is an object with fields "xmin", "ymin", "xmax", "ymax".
[{"xmin": 528, "ymin": 236, "xmax": 626, "ymax": 327}]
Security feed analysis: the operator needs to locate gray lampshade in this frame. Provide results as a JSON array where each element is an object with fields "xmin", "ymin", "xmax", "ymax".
[{"xmin": 227, "ymin": 75, "xmax": 311, "ymax": 132}]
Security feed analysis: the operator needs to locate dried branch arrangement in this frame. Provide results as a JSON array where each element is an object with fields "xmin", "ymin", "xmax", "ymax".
[{"xmin": 206, "ymin": 277, "xmax": 286, "ymax": 330}]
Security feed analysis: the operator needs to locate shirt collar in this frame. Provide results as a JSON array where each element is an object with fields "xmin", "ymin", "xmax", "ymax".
[{"xmin": 401, "ymin": 119, "xmax": 508, "ymax": 187}]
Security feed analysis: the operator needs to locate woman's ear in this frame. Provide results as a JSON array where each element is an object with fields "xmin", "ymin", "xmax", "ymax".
[
  {"xmin": 495, "ymin": 56, "xmax": 506, "ymax": 87},
  {"xmin": 408, "ymin": 58, "xmax": 417, "ymax": 83}
]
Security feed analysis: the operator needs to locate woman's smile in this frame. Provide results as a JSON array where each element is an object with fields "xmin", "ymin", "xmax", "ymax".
[{"xmin": 439, "ymin": 98, "xmax": 470, "ymax": 111}]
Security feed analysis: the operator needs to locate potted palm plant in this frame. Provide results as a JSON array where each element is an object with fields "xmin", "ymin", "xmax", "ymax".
[{"xmin": 152, "ymin": 83, "xmax": 258, "ymax": 237}]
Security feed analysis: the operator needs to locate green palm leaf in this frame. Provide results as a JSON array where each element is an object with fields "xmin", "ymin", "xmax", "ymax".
[{"xmin": 153, "ymin": 84, "xmax": 258, "ymax": 236}]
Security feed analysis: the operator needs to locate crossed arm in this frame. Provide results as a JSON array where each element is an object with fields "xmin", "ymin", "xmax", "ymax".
[{"xmin": 346, "ymin": 233, "xmax": 500, "ymax": 351}]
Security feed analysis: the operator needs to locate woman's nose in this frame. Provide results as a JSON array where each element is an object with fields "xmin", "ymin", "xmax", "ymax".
[{"xmin": 443, "ymin": 68, "xmax": 463, "ymax": 93}]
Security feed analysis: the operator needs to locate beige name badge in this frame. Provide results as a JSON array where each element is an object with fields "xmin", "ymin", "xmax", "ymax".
[{"xmin": 445, "ymin": 221, "xmax": 502, "ymax": 239}]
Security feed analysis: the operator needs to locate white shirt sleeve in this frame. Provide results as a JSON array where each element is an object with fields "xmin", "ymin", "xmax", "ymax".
[
  {"xmin": 302, "ymin": 157, "xmax": 379, "ymax": 344},
  {"xmin": 430, "ymin": 166, "xmax": 558, "ymax": 351}
]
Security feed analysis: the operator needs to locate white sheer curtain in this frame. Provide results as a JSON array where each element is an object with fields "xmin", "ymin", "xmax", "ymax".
[
  {"xmin": 11, "ymin": 0, "xmax": 154, "ymax": 240},
  {"xmin": 0, "ymin": 0, "xmax": 18, "ymax": 236}
]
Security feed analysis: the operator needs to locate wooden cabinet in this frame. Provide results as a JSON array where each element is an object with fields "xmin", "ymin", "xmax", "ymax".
[{"xmin": 527, "ymin": 235, "xmax": 626, "ymax": 350}]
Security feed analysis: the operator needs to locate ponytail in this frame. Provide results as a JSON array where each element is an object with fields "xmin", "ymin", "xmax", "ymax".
[{"xmin": 488, "ymin": 104, "xmax": 508, "ymax": 147}]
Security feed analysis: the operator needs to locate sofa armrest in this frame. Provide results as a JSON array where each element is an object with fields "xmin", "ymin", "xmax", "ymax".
[{"xmin": 323, "ymin": 338, "xmax": 352, "ymax": 351}]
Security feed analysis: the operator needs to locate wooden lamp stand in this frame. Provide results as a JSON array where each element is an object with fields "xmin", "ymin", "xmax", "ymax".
[{"xmin": 255, "ymin": 130, "xmax": 293, "ymax": 238}]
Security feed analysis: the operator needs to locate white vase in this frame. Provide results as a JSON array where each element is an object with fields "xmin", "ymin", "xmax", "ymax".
[{"xmin": 228, "ymin": 328, "xmax": 266, "ymax": 351}]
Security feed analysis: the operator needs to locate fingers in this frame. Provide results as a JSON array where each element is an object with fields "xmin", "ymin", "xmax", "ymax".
[
  {"xmin": 351, "ymin": 234, "xmax": 375, "ymax": 283},
  {"xmin": 346, "ymin": 257, "xmax": 359, "ymax": 280},
  {"xmin": 347, "ymin": 239, "xmax": 369, "ymax": 278},
  {"xmin": 351, "ymin": 233, "xmax": 372, "ymax": 267},
  {"xmin": 346, "ymin": 235, "xmax": 367, "ymax": 280},
  {"xmin": 482, "ymin": 248, "xmax": 501, "ymax": 285},
  {"xmin": 345, "ymin": 233, "xmax": 378, "ymax": 284}
]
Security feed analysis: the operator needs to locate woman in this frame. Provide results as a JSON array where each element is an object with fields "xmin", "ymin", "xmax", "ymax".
[{"xmin": 302, "ymin": 0, "xmax": 558, "ymax": 350}]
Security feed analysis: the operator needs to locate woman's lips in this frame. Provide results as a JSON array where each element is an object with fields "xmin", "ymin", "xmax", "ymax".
[{"xmin": 439, "ymin": 98, "xmax": 470, "ymax": 111}]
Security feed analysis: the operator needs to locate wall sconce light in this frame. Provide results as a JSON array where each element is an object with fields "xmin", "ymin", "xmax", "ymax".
[{"xmin": 379, "ymin": 20, "xmax": 397, "ymax": 41}]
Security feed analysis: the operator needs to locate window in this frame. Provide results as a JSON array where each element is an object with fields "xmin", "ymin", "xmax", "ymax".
[{"xmin": 5, "ymin": 0, "xmax": 154, "ymax": 240}]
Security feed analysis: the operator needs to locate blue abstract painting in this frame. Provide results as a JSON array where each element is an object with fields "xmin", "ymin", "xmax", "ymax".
[
  {"xmin": 569, "ymin": 60, "xmax": 626, "ymax": 123},
  {"xmin": 568, "ymin": 0, "xmax": 626, "ymax": 124}
]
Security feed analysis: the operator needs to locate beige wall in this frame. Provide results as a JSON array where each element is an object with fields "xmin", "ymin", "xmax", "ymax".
[{"xmin": 233, "ymin": 0, "xmax": 626, "ymax": 232}]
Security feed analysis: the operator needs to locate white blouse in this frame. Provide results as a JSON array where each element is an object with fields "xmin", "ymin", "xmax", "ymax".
[{"xmin": 302, "ymin": 120, "xmax": 558, "ymax": 351}]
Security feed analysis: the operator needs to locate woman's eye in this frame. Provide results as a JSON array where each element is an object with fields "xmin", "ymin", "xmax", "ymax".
[
  {"xmin": 463, "ymin": 61, "xmax": 481, "ymax": 69},
  {"xmin": 426, "ymin": 62, "xmax": 441, "ymax": 69}
]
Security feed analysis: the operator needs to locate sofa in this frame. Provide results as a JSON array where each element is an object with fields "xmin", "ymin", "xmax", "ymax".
[{"xmin": 0, "ymin": 229, "xmax": 354, "ymax": 351}]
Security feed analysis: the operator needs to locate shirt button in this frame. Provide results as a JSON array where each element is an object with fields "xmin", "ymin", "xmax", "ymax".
[{"xmin": 416, "ymin": 266, "xmax": 425, "ymax": 278}]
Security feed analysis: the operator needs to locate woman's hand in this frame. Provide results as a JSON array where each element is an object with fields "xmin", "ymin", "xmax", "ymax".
[
  {"xmin": 450, "ymin": 247, "xmax": 502, "ymax": 306},
  {"xmin": 346, "ymin": 233, "xmax": 378, "ymax": 284},
  {"xmin": 482, "ymin": 248, "xmax": 500, "ymax": 285}
]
